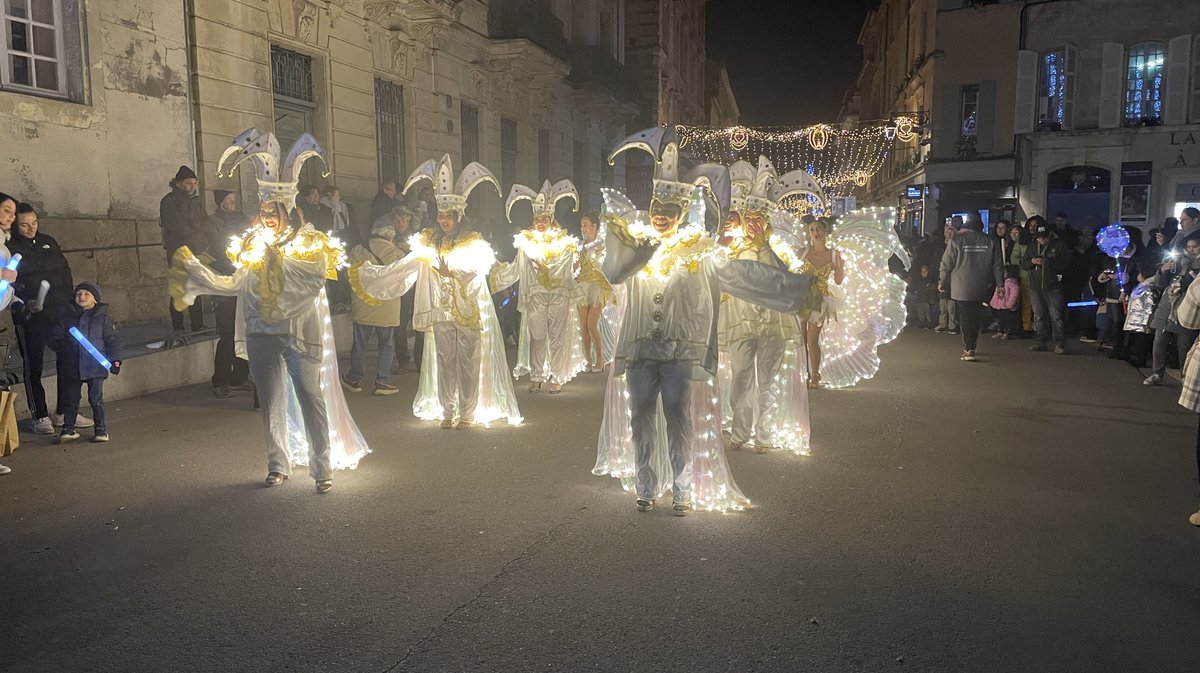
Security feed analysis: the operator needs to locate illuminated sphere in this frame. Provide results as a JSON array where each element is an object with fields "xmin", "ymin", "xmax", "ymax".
[{"xmin": 1095, "ymin": 224, "xmax": 1130, "ymax": 258}]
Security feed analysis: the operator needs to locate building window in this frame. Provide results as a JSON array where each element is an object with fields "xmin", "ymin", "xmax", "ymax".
[
  {"xmin": 271, "ymin": 45, "xmax": 319, "ymax": 189},
  {"xmin": 1040, "ymin": 50, "xmax": 1066, "ymax": 130},
  {"xmin": 500, "ymin": 117, "xmax": 517, "ymax": 191},
  {"xmin": 374, "ymin": 78, "xmax": 405, "ymax": 185},
  {"xmin": 271, "ymin": 45, "xmax": 314, "ymax": 103},
  {"xmin": 1125, "ymin": 41, "xmax": 1164, "ymax": 125},
  {"xmin": 2, "ymin": 0, "xmax": 65, "ymax": 95},
  {"xmin": 960, "ymin": 84, "xmax": 980, "ymax": 138},
  {"xmin": 460, "ymin": 102, "xmax": 480, "ymax": 165},
  {"xmin": 538, "ymin": 128, "xmax": 550, "ymax": 180}
]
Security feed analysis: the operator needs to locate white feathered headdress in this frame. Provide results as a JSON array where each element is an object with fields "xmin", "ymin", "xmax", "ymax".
[
  {"xmin": 218, "ymin": 128, "xmax": 327, "ymax": 208},
  {"xmin": 729, "ymin": 155, "xmax": 826, "ymax": 216},
  {"xmin": 403, "ymin": 153, "xmax": 500, "ymax": 214},
  {"xmin": 505, "ymin": 179, "xmax": 579, "ymax": 222}
]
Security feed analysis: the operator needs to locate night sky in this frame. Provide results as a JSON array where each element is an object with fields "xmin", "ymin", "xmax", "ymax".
[{"xmin": 706, "ymin": 0, "xmax": 880, "ymax": 127}]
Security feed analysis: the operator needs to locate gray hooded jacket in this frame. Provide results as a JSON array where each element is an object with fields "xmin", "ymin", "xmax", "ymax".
[{"xmin": 939, "ymin": 223, "xmax": 1003, "ymax": 302}]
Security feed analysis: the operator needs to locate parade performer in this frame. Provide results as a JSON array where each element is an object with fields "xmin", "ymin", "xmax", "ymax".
[
  {"xmin": 349, "ymin": 154, "xmax": 521, "ymax": 429},
  {"xmin": 717, "ymin": 156, "xmax": 823, "ymax": 455},
  {"xmin": 491, "ymin": 179, "xmax": 588, "ymax": 393},
  {"xmin": 592, "ymin": 127, "xmax": 818, "ymax": 515},
  {"xmin": 801, "ymin": 208, "xmax": 910, "ymax": 389},
  {"xmin": 169, "ymin": 129, "xmax": 368, "ymax": 493},
  {"xmin": 577, "ymin": 210, "xmax": 613, "ymax": 373}
]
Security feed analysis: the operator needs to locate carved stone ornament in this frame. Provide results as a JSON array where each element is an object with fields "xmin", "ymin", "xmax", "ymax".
[
  {"xmin": 389, "ymin": 37, "xmax": 409, "ymax": 75},
  {"xmin": 295, "ymin": 0, "xmax": 318, "ymax": 43}
]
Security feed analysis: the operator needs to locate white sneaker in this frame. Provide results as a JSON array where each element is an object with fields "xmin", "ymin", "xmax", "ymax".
[
  {"xmin": 51, "ymin": 413, "xmax": 93, "ymax": 428},
  {"xmin": 1143, "ymin": 374, "xmax": 1163, "ymax": 386},
  {"xmin": 0, "ymin": 463, "xmax": 10, "ymax": 475},
  {"xmin": 32, "ymin": 417, "xmax": 54, "ymax": 435}
]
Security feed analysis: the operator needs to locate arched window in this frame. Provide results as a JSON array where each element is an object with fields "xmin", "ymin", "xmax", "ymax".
[{"xmin": 1125, "ymin": 41, "xmax": 1165, "ymax": 125}]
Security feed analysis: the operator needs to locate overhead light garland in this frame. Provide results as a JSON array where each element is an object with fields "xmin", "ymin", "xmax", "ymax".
[{"xmin": 676, "ymin": 116, "xmax": 923, "ymax": 200}]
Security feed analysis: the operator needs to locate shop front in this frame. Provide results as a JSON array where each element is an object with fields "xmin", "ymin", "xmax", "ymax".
[{"xmin": 935, "ymin": 180, "xmax": 1020, "ymax": 233}]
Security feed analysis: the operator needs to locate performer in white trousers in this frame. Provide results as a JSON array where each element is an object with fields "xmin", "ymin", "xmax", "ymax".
[
  {"xmin": 719, "ymin": 156, "xmax": 826, "ymax": 455},
  {"xmin": 169, "ymin": 129, "xmax": 369, "ymax": 493},
  {"xmin": 350, "ymin": 154, "xmax": 521, "ymax": 429},
  {"xmin": 596, "ymin": 128, "xmax": 819, "ymax": 515},
  {"xmin": 492, "ymin": 179, "xmax": 586, "ymax": 393}
]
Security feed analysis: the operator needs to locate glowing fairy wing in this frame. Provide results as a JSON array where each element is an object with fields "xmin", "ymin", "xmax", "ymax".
[
  {"xmin": 816, "ymin": 207, "xmax": 908, "ymax": 389},
  {"xmin": 767, "ymin": 209, "xmax": 809, "ymax": 271}
]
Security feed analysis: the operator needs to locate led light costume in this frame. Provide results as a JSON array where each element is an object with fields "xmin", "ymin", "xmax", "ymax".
[
  {"xmin": 349, "ymin": 155, "xmax": 521, "ymax": 428},
  {"xmin": 168, "ymin": 128, "xmax": 368, "ymax": 487},
  {"xmin": 716, "ymin": 156, "xmax": 824, "ymax": 455},
  {"xmin": 491, "ymin": 180, "xmax": 588, "ymax": 391},
  {"xmin": 592, "ymin": 127, "xmax": 818, "ymax": 512},
  {"xmin": 801, "ymin": 208, "xmax": 910, "ymax": 389},
  {"xmin": 578, "ymin": 213, "xmax": 616, "ymax": 370}
]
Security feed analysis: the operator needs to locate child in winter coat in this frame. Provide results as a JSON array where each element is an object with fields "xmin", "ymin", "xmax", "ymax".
[
  {"xmin": 54, "ymin": 281, "xmax": 120, "ymax": 444},
  {"xmin": 906, "ymin": 265, "xmax": 938, "ymax": 328},
  {"xmin": 989, "ymin": 267, "xmax": 1020, "ymax": 338}
]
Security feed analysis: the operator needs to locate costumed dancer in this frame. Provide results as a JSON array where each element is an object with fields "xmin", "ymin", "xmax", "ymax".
[
  {"xmin": 592, "ymin": 127, "xmax": 818, "ymax": 515},
  {"xmin": 349, "ymin": 154, "xmax": 521, "ymax": 429},
  {"xmin": 491, "ymin": 180, "xmax": 588, "ymax": 393},
  {"xmin": 169, "ymin": 129, "xmax": 368, "ymax": 493},
  {"xmin": 717, "ymin": 156, "xmax": 824, "ymax": 455},
  {"xmin": 577, "ymin": 210, "xmax": 614, "ymax": 372},
  {"xmin": 801, "ymin": 209, "xmax": 910, "ymax": 389}
]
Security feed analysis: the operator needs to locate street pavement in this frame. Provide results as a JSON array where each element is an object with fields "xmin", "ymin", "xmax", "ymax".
[{"xmin": 2, "ymin": 330, "xmax": 1199, "ymax": 673}]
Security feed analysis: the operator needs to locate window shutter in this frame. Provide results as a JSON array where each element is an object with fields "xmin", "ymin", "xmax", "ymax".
[
  {"xmin": 976, "ymin": 80, "xmax": 996, "ymax": 153},
  {"xmin": 932, "ymin": 84, "xmax": 960, "ymax": 160},
  {"xmin": 1164, "ymin": 34, "xmax": 1192, "ymax": 125},
  {"xmin": 1063, "ymin": 45, "xmax": 1078, "ymax": 130},
  {"xmin": 1099, "ymin": 42, "xmax": 1124, "ymax": 129},
  {"xmin": 1014, "ymin": 50, "xmax": 1038, "ymax": 134},
  {"xmin": 1192, "ymin": 35, "xmax": 1200, "ymax": 123}
]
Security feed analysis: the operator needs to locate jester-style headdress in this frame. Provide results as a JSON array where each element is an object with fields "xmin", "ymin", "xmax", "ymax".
[
  {"xmin": 218, "ymin": 129, "xmax": 327, "ymax": 209},
  {"xmin": 505, "ymin": 179, "xmax": 579, "ymax": 222},
  {"xmin": 728, "ymin": 155, "xmax": 826, "ymax": 217},
  {"xmin": 404, "ymin": 153, "xmax": 500, "ymax": 214},
  {"xmin": 608, "ymin": 126, "xmax": 731, "ymax": 229}
]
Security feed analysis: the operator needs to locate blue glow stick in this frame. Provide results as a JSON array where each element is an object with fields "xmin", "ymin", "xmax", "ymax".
[
  {"xmin": 69, "ymin": 326, "xmax": 113, "ymax": 370},
  {"xmin": 1067, "ymin": 300, "xmax": 1098, "ymax": 308},
  {"xmin": 0, "ymin": 253, "xmax": 22, "ymax": 294}
]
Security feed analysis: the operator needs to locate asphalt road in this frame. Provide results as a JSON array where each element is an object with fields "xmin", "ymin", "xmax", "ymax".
[{"xmin": 2, "ymin": 330, "xmax": 1198, "ymax": 673}]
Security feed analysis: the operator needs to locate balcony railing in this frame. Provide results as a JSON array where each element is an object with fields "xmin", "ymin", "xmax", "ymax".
[
  {"xmin": 568, "ymin": 46, "xmax": 640, "ymax": 104},
  {"xmin": 488, "ymin": 0, "xmax": 570, "ymax": 60}
]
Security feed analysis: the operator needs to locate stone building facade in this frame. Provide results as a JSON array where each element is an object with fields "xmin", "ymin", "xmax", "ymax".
[
  {"xmin": 0, "ymin": 0, "xmax": 674, "ymax": 324},
  {"xmin": 848, "ymin": 0, "xmax": 1026, "ymax": 237}
]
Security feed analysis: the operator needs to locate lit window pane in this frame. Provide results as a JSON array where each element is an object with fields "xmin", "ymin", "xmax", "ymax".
[
  {"xmin": 1125, "ymin": 42, "xmax": 1164, "ymax": 123},
  {"xmin": 9, "ymin": 18, "xmax": 27, "ymax": 53},
  {"xmin": 31, "ymin": 23, "xmax": 52, "ymax": 56},
  {"xmin": 10, "ymin": 54, "xmax": 30, "ymax": 85},
  {"xmin": 30, "ymin": 0, "xmax": 51, "ymax": 24},
  {"xmin": 6, "ymin": 0, "xmax": 27, "ymax": 20}
]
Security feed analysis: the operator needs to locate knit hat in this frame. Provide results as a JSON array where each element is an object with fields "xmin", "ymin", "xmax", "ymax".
[
  {"xmin": 173, "ymin": 165, "xmax": 197, "ymax": 182},
  {"xmin": 213, "ymin": 189, "xmax": 234, "ymax": 208},
  {"xmin": 74, "ymin": 281, "xmax": 101, "ymax": 302}
]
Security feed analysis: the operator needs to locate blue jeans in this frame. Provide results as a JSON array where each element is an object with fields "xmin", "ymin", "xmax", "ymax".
[
  {"xmin": 627, "ymin": 360, "xmax": 693, "ymax": 503},
  {"xmin": 1030, "ymin": 286, "xmax": 1065, "ymax": 344},
  {"xmin": 348, "ymin": 323, "xmax": 395, "ymax": 384},
  {"xmin": 63, "ymin": 377, "xmax": 105, "ymax": 434}
]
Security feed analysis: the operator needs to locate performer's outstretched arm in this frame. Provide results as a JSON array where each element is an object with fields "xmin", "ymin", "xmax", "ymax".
[
  {"xmin": 169, "ymin": 246, "xmax": 244, "ymax": 310},
  {"xmin": 714, "ymin": 256, "xmax": 816, "ymax": 315},
  {"xmin": 349, "ymin": 252, "xmax": 422, "ymax": 304},
  {"xmin": 601, "ymin": 220, "xmax": 656, "ymax": 285}
]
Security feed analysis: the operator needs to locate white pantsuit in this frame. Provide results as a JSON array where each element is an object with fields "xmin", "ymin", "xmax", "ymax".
[{"xmin": 728, "ymin": 333, "xmax": 786, "ymax": 446}]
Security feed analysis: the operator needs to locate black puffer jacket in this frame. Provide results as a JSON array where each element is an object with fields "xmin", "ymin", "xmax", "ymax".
[
  {"xmin": 8, "ymin": 231, "xmax": 73, "ymax": 326},
  {"xmin": 159, "ymin": 187, "xmax": 209, "ymax": 254}
]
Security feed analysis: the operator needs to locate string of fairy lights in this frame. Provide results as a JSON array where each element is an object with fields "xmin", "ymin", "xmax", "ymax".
[{"xmin": 676, "ymin": 116, "xmax": 923, "ymax": 201}]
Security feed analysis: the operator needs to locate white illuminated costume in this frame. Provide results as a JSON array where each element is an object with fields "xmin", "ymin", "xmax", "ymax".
[
  {"xmin": 717, "ymin": 156, "xmax": 825, "ymax": 455},
  {"xmin": 592, "ymin": 128, "xmax": 819, "ymax": 513},
  {"xmin": 806, "ymin": 208, "xmax": 910, "ymax": 389},
  {"xmin": 491, "ymin": 180, "xmax": 588, "ymax": 389},
  {"xmin": 349, "ymin": 154, "xmax": 521, "ymax": 427},
  {"xmin": 169, "ymin": 129, "xmax": 368, "ymax": 487}
]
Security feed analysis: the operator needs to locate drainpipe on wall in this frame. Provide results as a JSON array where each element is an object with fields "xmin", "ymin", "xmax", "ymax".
[{"xmin": 182, "ymin": 0, "xmax": 200, "ymax": 173}]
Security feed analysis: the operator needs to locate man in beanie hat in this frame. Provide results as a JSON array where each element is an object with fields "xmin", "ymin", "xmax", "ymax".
[{"xmin": 159, "ymin": 165, "xmax": 208, "ymax": 332}]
